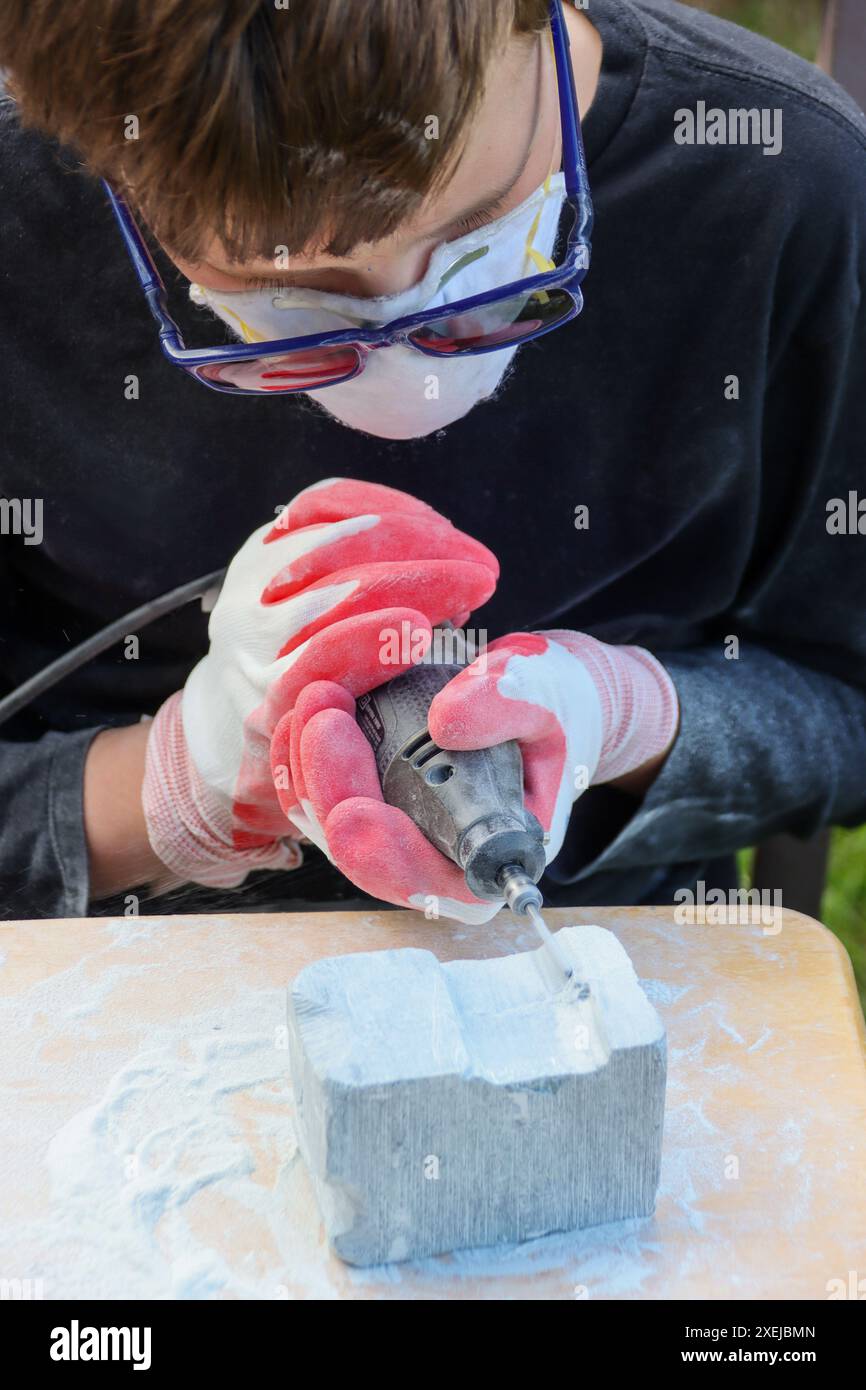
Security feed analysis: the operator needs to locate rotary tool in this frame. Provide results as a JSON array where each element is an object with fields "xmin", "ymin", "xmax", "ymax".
[{"xmin": 356, "ymin": 632, "xmax": 573, "ymax": 984}]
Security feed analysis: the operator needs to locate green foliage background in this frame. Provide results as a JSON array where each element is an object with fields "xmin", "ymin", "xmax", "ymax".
[{"xmin": 684, "ymin": 0, "xmax": 825, "ymax": 60}]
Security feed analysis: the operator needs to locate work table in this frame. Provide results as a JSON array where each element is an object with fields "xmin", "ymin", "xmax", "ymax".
[{"xmin": 1, "ymin": 905, "xmax": 864, "ymax": 1300}]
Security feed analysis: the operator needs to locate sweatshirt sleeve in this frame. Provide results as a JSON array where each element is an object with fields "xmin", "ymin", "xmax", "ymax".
[
  {"xmin": 0, "ymin": 726, "xmax": 105, "ymax": 919},
  {"xmin": 581, "ymin": 643, "xmax": 866, "ymax": 880}
]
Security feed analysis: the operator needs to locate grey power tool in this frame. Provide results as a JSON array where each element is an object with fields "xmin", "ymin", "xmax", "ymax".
[{"xmin": 356, "ymin": 633, "xmax": 573, "ymax": 983}]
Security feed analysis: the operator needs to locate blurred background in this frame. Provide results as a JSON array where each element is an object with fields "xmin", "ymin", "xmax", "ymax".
[
  {"xmin": 685, "ymin": 0, "xmax": 825, "ymax": 59},
  {"xmin": 682, "ymin": 0, "xmax": 866, "ymax": 1013}
]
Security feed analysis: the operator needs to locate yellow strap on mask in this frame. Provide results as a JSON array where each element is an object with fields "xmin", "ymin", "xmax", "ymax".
[
  {"xmin": 523, "ymin": 21, "xmax": 560, "ymax": 281},
  {"xmin": 217, "ymin": 303, "xmax": 269, "ymax": 344},
  {"xmin": 525, "ymin": 174, "xmax": 556, "ymax": 276}
]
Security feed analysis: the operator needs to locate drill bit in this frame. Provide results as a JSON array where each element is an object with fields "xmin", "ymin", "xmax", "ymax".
[{"xmin": 497, "ymin": 864, "xmax": 573, "ymax": 986}]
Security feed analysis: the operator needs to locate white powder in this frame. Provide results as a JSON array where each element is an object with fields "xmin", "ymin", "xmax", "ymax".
[{"xmin": 1, "ymin": 914, "xmax": 844, "ymax": 1299}]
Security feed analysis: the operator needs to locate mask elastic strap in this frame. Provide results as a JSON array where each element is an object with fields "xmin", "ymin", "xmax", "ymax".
[
  {"xmin": 216, "ymin": 302, "xmax": 269, "ymax": 344},
  {"xmin": 524, "ymin": 175, "xmax": 556, "ymax": 275},
  {"xmin": 523, "ymin": 22, "xmax": 561, "ymax": 277}
]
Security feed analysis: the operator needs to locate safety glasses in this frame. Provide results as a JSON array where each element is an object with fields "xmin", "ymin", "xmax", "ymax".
[{"xmin": 103, "ymin": 0, "xmax": 593, "ymax": 397}]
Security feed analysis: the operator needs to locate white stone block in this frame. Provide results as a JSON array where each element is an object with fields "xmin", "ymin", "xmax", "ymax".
[{"xmin": 287, "ymin": 925, "xmax": 666, "ymax": 1266}]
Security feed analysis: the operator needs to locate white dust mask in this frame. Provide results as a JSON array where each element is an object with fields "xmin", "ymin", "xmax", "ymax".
[{"xmin": 189, "ymin": 173, "xmax": 567, "ymax": 439}]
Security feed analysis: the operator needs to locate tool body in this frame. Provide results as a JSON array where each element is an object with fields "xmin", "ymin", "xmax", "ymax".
[{"xmin": 357, "ymin": 635, "xmax": 571, "ymax": 982}]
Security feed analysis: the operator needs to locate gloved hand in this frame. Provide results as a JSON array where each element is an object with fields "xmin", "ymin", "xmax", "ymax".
[
  {"xmin": 274, "ymin": 629, "xmax": 679, "ymax": 923},
  {"xmin": 142, "ymin": 478, "xmax": 498, "ymax": 888}
]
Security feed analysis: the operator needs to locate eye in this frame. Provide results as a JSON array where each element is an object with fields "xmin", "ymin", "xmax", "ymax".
[
  {"xmin": 449, "ymin": 189, "xmax": 513, "ymax": 239},
  {"xmin": 245, "ymin": 277, "xmax": 300, "ymax": 293},
  {"xmin": 453, "ymin": 209, "xmax": 497, "ymax": 235}
]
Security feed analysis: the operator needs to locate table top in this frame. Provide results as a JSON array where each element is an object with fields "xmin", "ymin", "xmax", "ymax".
[{"xmin": 1, "ymin": 905, "xmax": 864, "ymax": 1300}]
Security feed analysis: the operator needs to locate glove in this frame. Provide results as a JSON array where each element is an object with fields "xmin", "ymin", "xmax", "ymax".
[
  {"xmin": 275, "ymin": 629, "xmax": 678, "ymax": 923},
  {"xmin": 142, "ymin": 478, "xmax": 499, "ymax": 888}
]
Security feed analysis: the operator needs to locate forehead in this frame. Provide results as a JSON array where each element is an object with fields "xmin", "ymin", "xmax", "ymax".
[{"xmin": 442, "ymin": 32, "xmax": 540, "ymax": 197}]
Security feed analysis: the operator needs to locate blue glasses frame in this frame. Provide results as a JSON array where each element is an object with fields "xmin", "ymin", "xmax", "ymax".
[{"xmin": 103, "ymin": 0, "xmax": 593, "ymax": 397}]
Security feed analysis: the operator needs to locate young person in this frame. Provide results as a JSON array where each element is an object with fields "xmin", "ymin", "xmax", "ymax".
[{"xmin": 0, "ymin": 0, "xmax": 864, "ymax": 921}]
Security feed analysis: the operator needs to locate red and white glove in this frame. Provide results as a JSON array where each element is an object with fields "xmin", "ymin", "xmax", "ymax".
[
  {"xmin": 142, "ymin": 478, "xmax": 498, "ymax": 888},
  {"xmin": 274, "ymin": 629, "xmax": 679, "ymax": 923}
]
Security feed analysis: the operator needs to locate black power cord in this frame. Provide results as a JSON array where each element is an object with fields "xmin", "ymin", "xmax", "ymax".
[{"xmin": 0, "ymin": 568, "xmax": 226, "ymax": 729}]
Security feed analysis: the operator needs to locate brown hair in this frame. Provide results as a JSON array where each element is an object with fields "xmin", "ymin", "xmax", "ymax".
[{"xmin": 0, "ymin": 0, "xmax": 550, "ymax": 262}]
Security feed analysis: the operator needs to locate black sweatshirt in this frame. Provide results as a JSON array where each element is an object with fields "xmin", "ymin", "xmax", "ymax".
[{"xmin": 2, "ymin": 0, "xmax": 865, "ymax": 920}]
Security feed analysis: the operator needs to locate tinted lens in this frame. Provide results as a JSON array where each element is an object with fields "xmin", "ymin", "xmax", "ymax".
[
  {"xmin": 409, "ymin": 286, "xmax": 576, "ymax": 355},
  {"xmin": 195, "ymin": 345, "xmax": 362, "ymax": 393}
]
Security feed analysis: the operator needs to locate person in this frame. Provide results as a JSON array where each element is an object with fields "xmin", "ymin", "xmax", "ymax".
[{"xmin": 0, "ymin": 0, "xmax": 864, "ymax": 922}]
